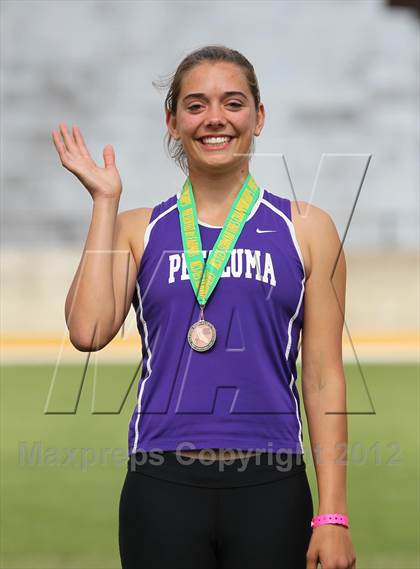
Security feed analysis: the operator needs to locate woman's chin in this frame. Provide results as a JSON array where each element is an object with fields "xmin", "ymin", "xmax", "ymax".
[
  {"xmin": 196, "ymin": 149, "xmax": 239, "ymax": 165},
  {"xmin": 195, "ymin": 157, "xmax": 237, "ymax": 171}
]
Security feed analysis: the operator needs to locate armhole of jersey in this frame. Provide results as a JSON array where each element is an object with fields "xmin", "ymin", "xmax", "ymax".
[
  {"xmin": 142, "ymin": 197, "xmax": 178, "ymax": 256},
  {"xmin": 283, "ymin": 197, "xmax": 292, "ymax": 221},
  {"xmin": 143, "ymin": 203, "xmax": 162, "ymax": 255},
  {"xmin": 286, "ymin": 198, "xmax": 307, "ymax": 283},
  {"xmin": 132, "ymin": 203, "xmax": 163, "ymax": 314}
]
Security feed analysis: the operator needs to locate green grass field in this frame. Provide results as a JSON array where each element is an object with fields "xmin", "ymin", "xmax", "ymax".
[{"xmin": 1, "ymin": 362, "xmax": 418, "ymax": 568}]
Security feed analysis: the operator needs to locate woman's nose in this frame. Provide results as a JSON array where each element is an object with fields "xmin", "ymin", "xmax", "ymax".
[{"xmin": 204, "ymin": 116, "xmax": 226, "ymax": 127}]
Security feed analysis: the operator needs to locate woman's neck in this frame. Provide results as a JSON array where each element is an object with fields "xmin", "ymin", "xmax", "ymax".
[{"xmin": 188, "ymin": 166, "xmax": 251, "ymax": 221}]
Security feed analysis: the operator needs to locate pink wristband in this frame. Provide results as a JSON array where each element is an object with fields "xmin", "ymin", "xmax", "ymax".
[{"xmin": 311, "ymin": 513, "xmax": 349, "ymax": 529}]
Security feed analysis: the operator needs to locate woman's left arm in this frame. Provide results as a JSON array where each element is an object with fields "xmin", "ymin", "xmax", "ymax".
[{"xmin": 298, "ymin": 205, "xmax": 357, "ymax": 569}]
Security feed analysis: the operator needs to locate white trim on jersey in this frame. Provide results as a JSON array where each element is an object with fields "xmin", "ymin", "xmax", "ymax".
[
  {"xmin": 131, "ymin": 280, "xmax": 153, "ymax": 455},
  {"xmin": 289, "ymin": 372, "xmax": 305, "ymax": 453},
  {"xmin": 260, "ymin": 198, "xmax": 306, "ymax": 281},
  {"xmin": 143, "ymin": 203, "xmax": 177, "ymax": 253},
  {"xmin": 197, "ymin": 219, "xmax": 223, "ymax": 228},
  {"xmin": 261, "ymin": 198, "xmax": 306, "ymax": 362},
  {"xmin": 285, "ymin": 274, "xmax": 306, "ymax": 361}
]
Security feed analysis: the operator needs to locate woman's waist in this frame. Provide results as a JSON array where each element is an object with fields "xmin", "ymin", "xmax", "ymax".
[{"xmin": 126, "ymin": 450, "xmax": 306, "ymax": 488}]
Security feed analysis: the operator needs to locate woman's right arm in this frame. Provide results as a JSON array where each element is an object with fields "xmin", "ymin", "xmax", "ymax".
[
  {"xmin": 64, "ymin": 200, "xmax": 144, "ymax": 352},
  {"xmin": 52, "ymin": 123, "xmax": 150, "ymax": 351}
]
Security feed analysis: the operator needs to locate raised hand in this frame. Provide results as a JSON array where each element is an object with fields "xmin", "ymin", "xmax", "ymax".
[{"xmin": 52, "ymin": 123, "xmax": 122, "ymax": 201}]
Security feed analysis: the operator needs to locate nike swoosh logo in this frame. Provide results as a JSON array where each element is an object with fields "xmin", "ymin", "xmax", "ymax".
[{"xmin": 256, "ymin": 228, "xmax": 277, "ymax": 233}]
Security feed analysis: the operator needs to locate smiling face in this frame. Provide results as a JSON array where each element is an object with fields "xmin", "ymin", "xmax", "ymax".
[{"xmin": 166, "ymin": 61, "xmax": 265, "ymax": 174}]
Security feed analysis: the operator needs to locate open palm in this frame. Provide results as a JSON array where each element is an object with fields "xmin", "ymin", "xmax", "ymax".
[{"xmin": 52, "ymin": 122, "xmax": 122, "ymax": 200}]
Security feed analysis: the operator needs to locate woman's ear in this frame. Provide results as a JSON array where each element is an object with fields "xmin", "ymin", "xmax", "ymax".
[
  {"xmin": 165, "ymin": 108, "xmax": 180, "ymax": 140},
  {"xmin": 254, "ymin": 103, "xmax": 265, "ymax": 137}
]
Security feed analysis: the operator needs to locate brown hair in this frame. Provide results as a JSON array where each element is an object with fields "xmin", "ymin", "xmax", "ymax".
[{"xmin": 153, "ymin": 44, "xmax": 261, "ymax": 175}]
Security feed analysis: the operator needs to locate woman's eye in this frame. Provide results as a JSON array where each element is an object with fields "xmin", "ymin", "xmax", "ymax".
[{"xmin": 188, "ymin": 101, "xmax": 242, "ymax": 111}]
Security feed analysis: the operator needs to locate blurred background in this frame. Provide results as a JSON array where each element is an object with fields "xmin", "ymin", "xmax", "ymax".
[{"xmin": 1, "ymin": 1, "xmax": 419, "ymax": 568}]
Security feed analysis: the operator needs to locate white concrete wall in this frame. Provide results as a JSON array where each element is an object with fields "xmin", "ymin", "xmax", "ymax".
[{"xmin": 2, "ymin": 249, "xmax": 418, "ymax": 362}]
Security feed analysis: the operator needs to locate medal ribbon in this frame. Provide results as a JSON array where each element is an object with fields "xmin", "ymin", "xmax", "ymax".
[{"xmin": 177, "ymin": 173, "xmax": 261, "ymax": 307}]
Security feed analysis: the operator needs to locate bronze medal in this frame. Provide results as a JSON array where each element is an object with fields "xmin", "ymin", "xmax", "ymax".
[{"xmin": 188, "ymin": 319, "xmax": 216, "ymax": 352}]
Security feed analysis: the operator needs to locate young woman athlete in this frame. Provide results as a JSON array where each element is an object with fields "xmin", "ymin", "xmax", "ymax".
[{"xmin": 53, "ymin": 45, "xmax": 356, "ymax": 569}]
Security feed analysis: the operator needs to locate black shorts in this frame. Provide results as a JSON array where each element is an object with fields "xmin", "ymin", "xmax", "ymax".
[{"xmin": 119, "ymin": 451, "xmax": 313, "ymax": 569}]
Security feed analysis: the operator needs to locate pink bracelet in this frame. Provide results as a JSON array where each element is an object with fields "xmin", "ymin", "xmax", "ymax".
[{"xmin": 311, "ymin": 513, "xmax": 349, "ymax": 529}]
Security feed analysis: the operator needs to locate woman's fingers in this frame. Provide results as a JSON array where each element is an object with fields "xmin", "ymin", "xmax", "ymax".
[
  {"xmin": 52, "ymin": 123, "xmax": 96, "ymax": 170},
  {"xmin": 59, "ymin": 122, "xmax": 77, "ymax": 153},
  {"xmin": 73, "ymin": 125, "xmax": 92, "ymax": 158},
  {"xmin": 52, "ymin": 128, "xmax": 69, "ymax": 163}
]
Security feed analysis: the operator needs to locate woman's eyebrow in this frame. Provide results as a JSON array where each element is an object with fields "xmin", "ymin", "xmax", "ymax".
[{"xmin": 182, "ymin": 91, "xmax": 248, "ymax": 102}]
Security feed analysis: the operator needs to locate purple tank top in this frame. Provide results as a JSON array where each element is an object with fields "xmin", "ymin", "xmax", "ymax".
[{"xmin": 128, "ymin": 187, "xmax": 306, "ymax": 457}]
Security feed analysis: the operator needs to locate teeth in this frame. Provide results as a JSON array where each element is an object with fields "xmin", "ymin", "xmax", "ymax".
[{"xmin": 201, "ymin": 136, "xmax": 231, "ymax": 144}]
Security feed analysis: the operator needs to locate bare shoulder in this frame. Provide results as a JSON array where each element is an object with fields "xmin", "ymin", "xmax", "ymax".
[
  {"xmin": 116, "ymin": 207, "xmax": 153, "ymax": 268},
  {"xmin": 290, "ymin": 200, "xmax": 345, "ymax": 280}
]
